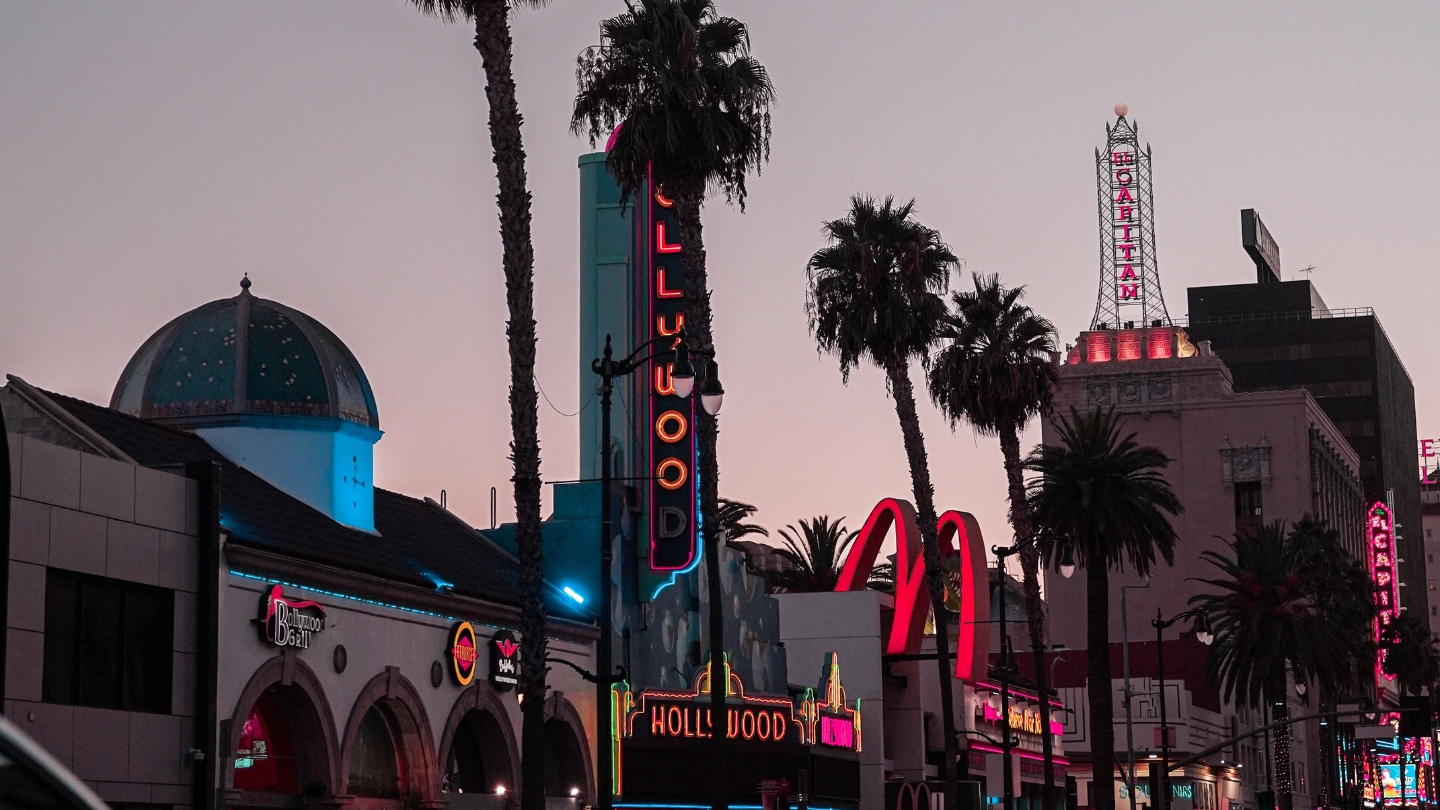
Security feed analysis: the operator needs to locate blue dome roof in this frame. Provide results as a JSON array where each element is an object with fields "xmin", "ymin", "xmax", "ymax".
[{"xmin": 112, "ymin": 277, "xmax": 379, "ymax": 429}]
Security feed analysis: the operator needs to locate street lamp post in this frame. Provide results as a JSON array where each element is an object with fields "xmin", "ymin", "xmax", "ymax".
[
  {"xmin": 1122, "ymin": 582, "xmax": 1152, "ymax": 810},
  {"xmin": 1151, "ymin": 608, "xmax": 1214, "ymax": 810},
  {"xmin": 591, "ymin": 331, "xmax": 717, "ymax": 810}
]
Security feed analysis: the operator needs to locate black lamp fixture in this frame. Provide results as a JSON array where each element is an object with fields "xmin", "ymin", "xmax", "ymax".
[{"xmin": 1058, "ymin": 546, "xmax": 1076, "ymax": 579}]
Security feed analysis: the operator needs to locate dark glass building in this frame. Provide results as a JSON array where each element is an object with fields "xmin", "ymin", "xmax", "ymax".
[{"xmin": 1185, "ymin": 277, "xmax": 1422, "ymax": 611}]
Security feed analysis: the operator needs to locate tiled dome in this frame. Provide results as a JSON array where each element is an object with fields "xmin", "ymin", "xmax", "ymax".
[{"xmin": 111, "ymin": 276, "xmax": 378, "ymax": 429}]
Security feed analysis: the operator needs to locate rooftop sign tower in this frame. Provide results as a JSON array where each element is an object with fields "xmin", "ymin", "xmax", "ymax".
[{"xmin": 1091, "ymin": 103, "xmax": 1172, "ymax": 329}]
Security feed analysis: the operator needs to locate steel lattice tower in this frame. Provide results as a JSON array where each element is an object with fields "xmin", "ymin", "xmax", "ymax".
[{"xmin": 1090, "ymin": 111, "xmax": 1171, "ymax": 329}]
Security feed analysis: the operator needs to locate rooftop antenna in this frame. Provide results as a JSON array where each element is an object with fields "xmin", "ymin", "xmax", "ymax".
[{"xmin": 1299, "ymin": 265, "xmax": 1316, "ymax": 278}]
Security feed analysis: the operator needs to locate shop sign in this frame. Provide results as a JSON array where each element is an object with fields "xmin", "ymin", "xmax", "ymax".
[
  {"xmin": 447, "ymin": 622, "xmax": 479, "ymax": 686},
  {"xmin": 490, "ymin": 629, "xmax": 520, "ymax": 692},
  {"xmin": 257, "ymin": 585, "xmax": 325, "ymax": 650},
  {"xmin": 834, "ymin": 499, "xmax": 990, "ymax": 680},
  {"xmin": 645, "ymin": 180, "xmax": 698, "ymax": 574},
  {"xmin": 622, "ymin": 659, "xmax": 798, "ymax": 744}
]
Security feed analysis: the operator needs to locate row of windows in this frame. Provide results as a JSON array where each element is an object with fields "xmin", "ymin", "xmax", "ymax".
[
  {"xmin": 42, "ymin": 569, "xmax": 174, "ymax": 714},
  {"xmin": 1334, "ymin": 420, "xmax": 1377, "ymax": 437},
  {"xmin": 1244, "ymin": 380, "xmax": 1374, "ymax": 398},
  {"xmin": 1219, "ymin": 340, "xmax": 1371, "ymax": 364}
]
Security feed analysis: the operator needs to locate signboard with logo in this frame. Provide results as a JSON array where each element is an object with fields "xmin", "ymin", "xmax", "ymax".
[
  {"xmin": 490, "ymin": 629, "xmax": 520, "ymax": 692},
  {"xmin": 447, "ymin": 621, "xmax": 479, "ymax": 686},
  {"xmin": 800, "ymin": 652, "xmax": 861, "ymax": 752},
  {"xmin": 257, "ymin": 585, "xmax": 325, "ymax": 649}
]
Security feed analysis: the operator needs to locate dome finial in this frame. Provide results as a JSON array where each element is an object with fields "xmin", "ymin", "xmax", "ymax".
[{"xmin": 239, "ymin": 274, "xmax": 251, "ymax": 293}]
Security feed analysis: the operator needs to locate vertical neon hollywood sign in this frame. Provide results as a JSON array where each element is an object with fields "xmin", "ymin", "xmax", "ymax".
[
  {"xmin": 647, "ymin": 180, "xmax": 699, "ymax": 572},
  {"xmin": 1369, "ymin": 501, "xmax": 1401, "ymax": 685}
]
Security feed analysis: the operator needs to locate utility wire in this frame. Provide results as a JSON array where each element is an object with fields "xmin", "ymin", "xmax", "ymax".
[{"xmin": 535, "ymin": 373, "xmax": 596, "ymax": 418}]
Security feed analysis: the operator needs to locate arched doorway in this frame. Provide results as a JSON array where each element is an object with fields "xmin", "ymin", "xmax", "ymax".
[
  {"xmin": 226, "ymin": 654, "xmax": 339, "ymax": 805},
  {"xmin": 542, "ymin": 694, "xmax": 593, "ymax": 807},
  {"xmin": 446, "ymin": 710, "xmax": 515, "ymax": 800},
  {"xmin": 439, "ymin": 682, "xmax": 520, "ymax": 810},
  {"xmin": 544, "ymin": 718, "xmax": 587, "ymax": 802},
  {"xmin": 341, "ymin": 668, "xmax": 440, "ymax": 807}
]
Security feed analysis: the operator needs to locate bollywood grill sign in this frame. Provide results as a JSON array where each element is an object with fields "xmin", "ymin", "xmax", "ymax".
[
  {"xmin": 257, "ymin": 585, "xmax": 325, "ymax": 650},
  {"xmin": 646, "ymin": 181, "xmax": 698, "ymax": 573},
  {"xmin": 1370, "ymin": 502, "xmax": 1401, "ymax": 685}
]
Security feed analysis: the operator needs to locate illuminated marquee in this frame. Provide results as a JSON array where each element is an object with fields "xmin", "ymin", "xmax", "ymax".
[
  {"xmin": 833, "ymin": 499, "xmax": 990, "ymax": 679},
  {"xmin": 1370, "ymin": 501, "xmax": 1401, "ymax": 685},
  {"xmin": 1090, "ymin": 108, "xmax": 1171, "ymax": 331},
  {"xmin": 646, "ymin": 180, "xmax": 698, "ymax": 572},
  {"xmin": 257, "ymin": 585, "xmax": 325, "ymax": 650}
]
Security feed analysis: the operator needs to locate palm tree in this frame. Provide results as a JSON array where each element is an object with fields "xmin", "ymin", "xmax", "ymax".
[
  {"xmin": 1191, "ymin": 518, "xmax": 1375, "ymax": 810},
  {"xmin": 1025, "ymin": 407, "xmax": 1182, "ymax": 810},
  {"xmin": 927, "ymin": 272, "xmax": 1059, "ymax": 808},
  {"xmin": 716, "ymin": 497, "xmax": 769, "ymax": 542},
  {"xmin": 406, "ymin": 3, "xmax": 549, "ymax": 808},
  {"xmin": 573, "ymin": 9, "xmax": 774, "ymax": 805},
  {"xmin": 767, "ymin": 516, "xmax": 858, "ymax": 593},
  {"xmin": 1382, "ymin": 612, "xmax": 1440, "ymax": 696},
  {"xmin": 806, "ymin": 194, "xmax": 960, "ymax": 804}
]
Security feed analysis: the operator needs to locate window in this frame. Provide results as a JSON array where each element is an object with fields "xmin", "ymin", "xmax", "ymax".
[
  {"xmin": 1235, "ymin": 482, "xmax": 1263, "ymax": 538},
  {"xmin": 43, "ymin": 569, "xmax": 174, "ymax": 714},
  {"xmin": 1431, "ymin": 580, "xmax": 1436, "ymax": 591},
  {"xmin": 1432, "ymin": 607, "xmax": 1437, "ymax": 617}
]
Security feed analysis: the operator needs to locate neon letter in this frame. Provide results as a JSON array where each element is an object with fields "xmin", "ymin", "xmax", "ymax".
[
  {"xmin": 656, "ymin": 222, "xmax": 682, "ymax": 253},
  {"xmin": 834, "ymin": 500, "xmax": 990, "ymax": 678},
  {"xmin": 651, "ymin": 706, "xmax": 665, "ymax": 736},
  {"xmin": 656, "ymin": 269, "xmax": 683, "ymax": 298},
  {"xmin": 1118, "ymin": 206, "xmax": 1134, "ymax": 221},
  {"xmin": 656, "ymin": 458, "xmax": 688, "ymax": 491},
  {"xmin": 667, "ymin": 706, "xmax": 682, "ymax": 736},
  {"xmin": 1119, "ymin": 265, "xmax": 1137, "ymax": 280},
  {"xmin": 657, "ymin": 313, "xmax": 684, "ymax": 336},
  {"xmin": 1115, "ymin": 186, "xmax": 1134, "ymax": 204},
  {"xmin": 1119, "ymin": 244, "xmax": 1136, "ymax": 261},
  {"xmin": 1120, "ymin": 283, "xmax": 1139, "ymax": 300},
  {"xmin": 654, "ymin": 364, "xmax": 675, "ymax": 396},
  {"xmin": 655, "ymin": 410, "xmax": 688, "ymax": 443}
]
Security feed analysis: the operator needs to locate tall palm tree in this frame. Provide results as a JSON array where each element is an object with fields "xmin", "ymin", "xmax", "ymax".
[
  {"xmin": 927, "ymin": 272, "xmax": 1059, "ymax": 808},
  {"xmin": 406, "ymin": 3, "xmax": 549, "ymax": 808},
  {"xmin": 716, "ymin": 497, "xmax": 769, "ymax": 542},
  {"xmin": 768, "ymin": 516, "xmax": 858, "ymax": 593},
  {"xmin": 573, "ymin": 7, "xmax": 774, "ymax": 807},
  {"xmin": 1382, "ymin": 612, "xmax": 1440, "ymax": 696},
  {"xmin": 1191, "ymin": 518, "xmax": 1375, "ymax": 810},
  {"xmin": 1025, "ymin": 407, "xmax": 1182, "ymax": 810},
  {"xmin": 806, "ymin": 195, "xmax": 960, "ymax": 804}
]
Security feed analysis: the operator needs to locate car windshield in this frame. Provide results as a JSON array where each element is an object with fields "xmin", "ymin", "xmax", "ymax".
[{"xmin": 0, "ymin": 750, "xmax": 87, "ymax": 810}]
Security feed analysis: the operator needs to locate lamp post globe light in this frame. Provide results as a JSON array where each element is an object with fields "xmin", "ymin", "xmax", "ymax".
[
  {"xmin": 1150, "ymin": 608, "xmax": 1213, "ymax": 810},
  {"xmin": 590, "ymin": 331, "xmax": 718, "ymax": 810}
]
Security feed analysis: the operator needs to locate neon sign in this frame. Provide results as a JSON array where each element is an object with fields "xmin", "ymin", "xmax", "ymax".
[
  {"xmin": 620, "ymin": 656, "xmax": 800, "ymax": 744},
  {"xmin": 1370, "ymin": 502, "xmax": 1401, "ymax": 686},
  {"xmin": 490, "ymin": 629, "xmax": 519, "ymax": 692},
  {"xmin": 800, "ymin": 652, "xmax": 861, "ymax": 752},
  {"xmin": 833, "ymin": 499, "xmax": 990, "ymax": 679},
  {"xmin": 1090, "ymin": 108, "xmax": 1171, "ymax": 331},
  {"xmin": 447, "ymin": 621, "xmax": 479, "ymax": 686},
  {"xmin": 646, "ymin": 180, "xmax": 698, "ymax": 572},
  {"xmin": 258, "ymin": 585, "xmax": 325, "ymax": 649}
]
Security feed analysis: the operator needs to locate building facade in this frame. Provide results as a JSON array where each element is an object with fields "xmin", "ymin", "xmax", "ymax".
[
  {"xmin": 2, "ymin": 283, "xmax": 600, "ymax": 810},
  {"xmin": 1042, "ymin": 324, "xmax": 1366, "ymax": 810}
]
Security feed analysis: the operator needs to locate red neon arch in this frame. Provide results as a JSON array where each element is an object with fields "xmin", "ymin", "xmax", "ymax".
[{"xmin": 834, "ymin": 498, "xmax": 990, "ymax": 680}]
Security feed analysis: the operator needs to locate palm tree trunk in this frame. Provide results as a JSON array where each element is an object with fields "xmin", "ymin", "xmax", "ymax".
[
  {"xmin": 1270, "ymin": 677, "xmax": 1294, "ymax": 810},
  {"xmin": 885, "ymin": 355, "xmax": 960, "ymax": 810},
  {"xmin": 1000, "ymin": 419, "xmax": 1057, "ymax": 810},
  {"xmin": 473, "ymin": 5, "xmax": 547, "ymax": 810},
  {"xmin": 674, "ymin": 182, "xmax": 728, "ymax": 810},
  {"xmin": 1087, "ymin": 560, "xmax": 1117, "ymax": 810}
]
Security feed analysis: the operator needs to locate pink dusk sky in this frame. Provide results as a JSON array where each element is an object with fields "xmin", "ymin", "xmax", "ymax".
[{"xmin": 3, "ymin": 3, "xmax": 1437, "ymax": 558}]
